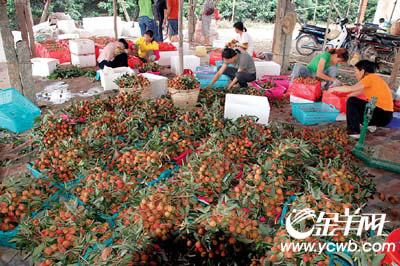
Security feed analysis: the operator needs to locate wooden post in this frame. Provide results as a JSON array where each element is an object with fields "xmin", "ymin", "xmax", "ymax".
[
  {"xmin": 16, "ymin": 41, "xmax": 36, "ymax": 103},
  {"xmin": 322, "ymin": 0, "xmax": 334, "ymax": 51},
  {"xmin": 389, "ymin": 0, "xmax": 398, "ymax": 23},
  {"xmin": 119, "ymin": 0, "xmax": 131, "ymax": 22},
  {"xmin": 15, "ymin": 0, "xmax": 35, "ymax": 56},
  {"xmin": 231, "ymin": 0, "xmax": 236, "ymax": 22},
  {"xmin": 389, "ymin": 51, "xmax": 400, "ymax": 89},
  {"xmin": 178, "ymin": 0, "xmax": 184, "ymax": 75},
  {"xmin": 40, "ymin": 0, "xmax": 52, "ymax": 23},
  {"xmin": 113, "ymin": 0, "xmax": 118, "ymax": 39},
  {"xmin": 313, "ymin": 0, "xmax": 318, "ymax": 22},
  {"xmin": 346, "ymin": 0, "xmax": 353, "ymax": 18},
  {"xmin": 333, "ymin": 3, "xmax": 343, "ymax": 19},
  {"xmin": 271, "ymin": 0, "xmax": 294, "ymax": 73},
  {"xmin": 188, "ymin": 0, "xmax": 198, "ymax": 46},
  {"xmin": 356, "ymin": 0, "xmax": 368, "ymax": 24},
  {"xmin": 0, "ymin": 0, "xmax": 23, "ymax": 92}
]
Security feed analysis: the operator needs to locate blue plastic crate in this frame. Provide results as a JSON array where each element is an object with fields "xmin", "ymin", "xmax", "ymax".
[
  {"xmin": 0, "ymin": 88, "xmax": 41, "ymax": 133},
  {"xmin": 195, "ymin": 65, "xmax": 218, "ymax": 73},
  {"xmin": 198, "ymin": 74, "xmax": 230, "ymax": 89},
  {"xmin": 291, "ymin": 102, "xmax": 339, "ymax": 125},
  {"xmin": 215, "ymin": 60, "xmax": 234, "ymax": 68}
]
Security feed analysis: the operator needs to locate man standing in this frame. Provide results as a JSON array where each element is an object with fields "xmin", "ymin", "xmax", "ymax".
[
  {"xmin": 166, "ymin": 0, "xmax": 179, "ymax": 42},
  {"xmin": 155, "ymin": 0, "xmax": 167, "ymax": 41},
  {"xmin": 134, "ymin": 0, "xmax": 160, "ymax": 41}
]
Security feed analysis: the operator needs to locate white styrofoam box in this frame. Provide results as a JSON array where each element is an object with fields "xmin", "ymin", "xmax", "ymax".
[
  {"xmin": 122, "ymin": 21, "xmax": 141, "ymax": 38},
  {"xmin": 224, "ymin": 94, "xmax": 270, "ymax": 125},
  {"xmin": 158, "ymin": 51, "xmax": 179, "ymax": 66},
  {"xmin": 171, "ymin": 55, "xmax": 201, "ymax": 74},
  {"xmin": 0, "ymin": 34, "xmax": 5, "ymax": 62},
  {"xmin": 69, "ymin": 39, "xmax": 95, "ymax": 55},
  {"xmin": 71, "ymin": 54, "xmax": 96, "ymax": 68},
  {"xmin": 100, "ymin": 66, "xmax": 134, "ymax": 91},
  {"xmin": 58, "ymin": 34, "xmax": 80, "ymax": 40},
  {"xmin": 83, "ymin": 17, "xmax": 123, "ymax": 37},
  {"xmin": 290, "ymin": 95, "xmax": 314, "ymax": 104},
  {"xmin": 57, "ymin": 20, "xmax": 77, "ymax": 34},
  {"xmin": 254, "ymin": 61, "xmax": 281, "ymax": 80},
  {"xmin": 171, "ymin": 42, "xmax": 190, "ymax": 52},
  {"xmin": 77, "ymin": 30, "xmax": 92, "ymax": 39},
  {"xmin": 12, "ymin": 31, "xmax": 22, "ymax": 45},
  {"xmin": 212, "ymin": 40, "xmax": 227, "ymax": 49},
  {"xmin": 31, "ymin": 58, "xmax": 59, "ymax": 77},
  {"xmin": 140, "ymin": 73, "xmax": 168, "ymax": 99}
]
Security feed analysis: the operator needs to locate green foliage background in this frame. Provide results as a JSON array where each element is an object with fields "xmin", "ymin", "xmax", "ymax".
[{"xmin": 6, "ymin": 0, "xmax": 378, "ymax": 30}]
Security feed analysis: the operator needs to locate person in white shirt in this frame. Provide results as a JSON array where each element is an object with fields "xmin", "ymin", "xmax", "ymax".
[{"xmin": 230, "ymin": 21, "xmax": 254, "ymax": 56}]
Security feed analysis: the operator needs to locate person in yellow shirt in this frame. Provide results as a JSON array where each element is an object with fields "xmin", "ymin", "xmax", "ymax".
[
  {"xmin": 328, "ymin": 60, "xmax": 393, "ymax": 139},
  {"xmin": 135, "ymin": 30, "xmax": 160, "ymax": 63}
]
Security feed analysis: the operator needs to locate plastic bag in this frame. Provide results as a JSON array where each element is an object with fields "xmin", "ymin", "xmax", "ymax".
[
  {"xmin": 322, "ymin": 91, "xmax": 348, "ymax": 113},
  {"xmin": 287, "ymin": 81, "xmax": 321, "ymax": 102},
  {"xmin": 209, "ymin": 51, "xmax": 222, "ymax": 65}
]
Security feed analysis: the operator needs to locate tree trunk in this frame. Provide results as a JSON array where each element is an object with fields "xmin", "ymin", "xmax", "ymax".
[
  {"xmin": 15, "ymin": 0, "xmax": 35, "ymax": 56},
  {"xmin": 113, "ymin": 0, "xmax": 118, "ymax": 39},
  {"xmin": 40, "ymin": 0, "xmax": 51, "ymax": 23},
  {"xmin": 25, "ymin": 1, "xmax": 35, "ymax": 56},
  {"xmin": 322, "ymin": 0, "xmax": 334, "ymax": 51},
  {"xmin": 271, "ymin": 0, "xmax": 294, "ymax": 73},
  {"xmin": 119, "ymin": 0, "xmax": 131, "ymax": 22},
  {"xmin": 231, "ymin": 0, "xmax": 236, "ymax": 22},
  {"xmin": 389, "ymin": 50, "xmax": 400, "ymax": 90},
  {"xmin": 178, "ymin": 0, "xmax": 184, "ymax": 75},
  {"xmin": 16, "ymin": 41, "xmax": 36, "ymax": 103},
  {"xmin": 0, "ymin": 0, "xmax": 23, "ymax": 93}
]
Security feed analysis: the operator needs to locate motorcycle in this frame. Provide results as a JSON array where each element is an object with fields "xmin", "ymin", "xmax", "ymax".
[
  {"xmin": 295, "ymin": 18, "xmax": 351, "ymax": 56},
  {"xmin": 348, "ymin": 23, "xmax": 400, "ymax": 71}
]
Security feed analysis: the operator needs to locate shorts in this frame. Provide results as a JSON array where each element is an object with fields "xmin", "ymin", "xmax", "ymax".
[
  {"xmin": 169, "ymin": 19, "xmax": 178, "ymax": 35},
  {"xmin": 201, "ymin": 15, "xmax": 212, "ymax": 37}
]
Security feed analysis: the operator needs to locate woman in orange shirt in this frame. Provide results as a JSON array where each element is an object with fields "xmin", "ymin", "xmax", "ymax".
[{"xmin": 328, "ymin": 60, "xmax": 393, "ymax": 139}]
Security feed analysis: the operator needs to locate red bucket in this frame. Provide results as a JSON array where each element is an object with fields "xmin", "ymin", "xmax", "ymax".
[{"xmin": 381, "ymin": 228, "xmax": 400, "ymax": 265}]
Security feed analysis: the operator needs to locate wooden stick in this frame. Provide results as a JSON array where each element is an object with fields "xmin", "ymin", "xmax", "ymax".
[
  {"xmin": 40, "ymin": 0, "xmax": 51, "ymax": 23},
  {"xmin": 178, "ymin": 0, "xmax": 184, "ymax": 75},
  {"xmin": 322, "ymin": 0, "xmax": 334, "ymax": 51},
  {"xmin": 389, "ymin": 50, "xmax": 400, "ymax": 89},
  {"xmin": 113, "ymin": 0, "xmax": 118, "ymax": 39},
  {"xmin": 119, "ymin": 0, "xmax": 131, "ymax": 22}
]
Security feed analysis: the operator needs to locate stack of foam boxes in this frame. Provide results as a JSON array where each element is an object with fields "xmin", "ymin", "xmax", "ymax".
[{"xmin": 69, "ymin": 39, "xmax": 96, "ymax": 68}]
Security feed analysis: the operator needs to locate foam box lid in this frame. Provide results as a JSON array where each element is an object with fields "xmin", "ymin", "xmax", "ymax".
[{"xmin": 224, "ymin": 94, "xmax": 270, "ymax": 125}]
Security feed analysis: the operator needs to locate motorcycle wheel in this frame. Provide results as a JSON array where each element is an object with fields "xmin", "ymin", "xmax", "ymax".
[
  {"xmin": 296, "ymin": 34, "xmax": 319, "ymax": 56},
  {"xmin": 362, "ymin": 45, "xmax": 379, "ymax": 61}
]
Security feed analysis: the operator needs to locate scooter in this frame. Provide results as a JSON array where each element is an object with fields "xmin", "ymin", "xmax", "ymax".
[{"xmin": 295, "ymin": 18, "xmax": 351, "ymax": 56}]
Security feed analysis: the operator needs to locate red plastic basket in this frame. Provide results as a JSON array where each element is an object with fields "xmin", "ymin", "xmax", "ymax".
[
  {"xmin": 252, "ymin": 81, "xmax": 286, "ymax": 99},
  {"xmin": 260, "ymin": 75, "xmax": 290, "ymax": 89}
]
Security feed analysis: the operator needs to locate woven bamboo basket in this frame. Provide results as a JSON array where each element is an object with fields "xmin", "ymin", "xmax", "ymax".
[{"xmin": 169, "ymin": 87, "xmax": 200, "ymax": 110}]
